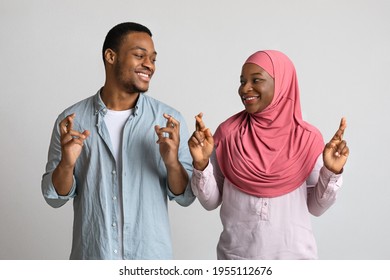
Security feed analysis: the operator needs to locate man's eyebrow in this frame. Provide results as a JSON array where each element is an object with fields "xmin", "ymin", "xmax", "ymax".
[{"xmin": 131, "ymin": 46, "xmax": 157, "ymax": 55}]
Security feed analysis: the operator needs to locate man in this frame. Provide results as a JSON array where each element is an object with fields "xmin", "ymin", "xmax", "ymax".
[{"xmin": 41, "ymin": 22, "xmax": 195, "ymax": 260}]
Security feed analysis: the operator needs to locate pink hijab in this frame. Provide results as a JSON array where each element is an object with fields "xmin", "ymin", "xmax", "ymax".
[{"xmin": 214, "ymin": 50, "xmax": 324, "ymax": 198}]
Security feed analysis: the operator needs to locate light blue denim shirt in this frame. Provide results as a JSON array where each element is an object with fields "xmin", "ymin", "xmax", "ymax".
[{"xmin": 41, "ymin": 90, "xmax": 195, "ymax": 259}]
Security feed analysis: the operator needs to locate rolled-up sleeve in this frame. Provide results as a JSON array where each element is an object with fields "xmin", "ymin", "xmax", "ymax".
[
  {"xmin": 41, "ymin": 115, "xmax": 76, "ymax": 208},
  {"xmin": 166, "ymin": 114, "xmax": 196, "ymax": 207}
]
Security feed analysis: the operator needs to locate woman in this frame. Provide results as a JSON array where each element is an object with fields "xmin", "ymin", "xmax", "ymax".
[{"xmin": 188, "ymin": 50, "xmax": 349, "ymax": 259}]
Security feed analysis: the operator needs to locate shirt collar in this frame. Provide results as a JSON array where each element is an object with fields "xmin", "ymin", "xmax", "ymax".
[
  {"xmin": 93, "ymin": 88, "xmax": 144, "ymax": 116},
  {"xmin": 93, "ymin": 88, "xmax": 107, "ymax": 116}
]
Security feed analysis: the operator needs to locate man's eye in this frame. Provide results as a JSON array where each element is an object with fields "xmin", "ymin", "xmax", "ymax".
[{"xmin": 134, "ymin": 54, "xmax": 143, "ymax": 59}]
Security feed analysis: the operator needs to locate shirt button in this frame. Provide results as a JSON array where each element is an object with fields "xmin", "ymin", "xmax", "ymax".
[
  {"xmin": 112, "ymin": 222, "xmax": 116, "ymax": 227},
  {"xmin": 114, "ymin": 249, "xmax": 118, "ymax": 254},
  {"xmin": 113, "ymin": 196, "xmax": 117, "ymax": 200},
  {"xmin": 112, "ymin": 170, "xmax": 116, "ymax": 175}
]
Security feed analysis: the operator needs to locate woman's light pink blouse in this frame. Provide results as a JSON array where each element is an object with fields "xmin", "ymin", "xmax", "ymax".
[{"xmin": 191, "ymin": 154, "xmax": 342, "ymax": 260}]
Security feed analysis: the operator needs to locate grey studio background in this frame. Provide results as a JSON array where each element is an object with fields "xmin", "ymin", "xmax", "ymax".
[{"xmin": 1, "ymin": 0, "xmax": 389, "ymax": 260}]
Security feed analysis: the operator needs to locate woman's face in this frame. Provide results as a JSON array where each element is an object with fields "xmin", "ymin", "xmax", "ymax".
[{"xmin": 238, "ymin": 63, "xmax": 275, "ymax": 114}]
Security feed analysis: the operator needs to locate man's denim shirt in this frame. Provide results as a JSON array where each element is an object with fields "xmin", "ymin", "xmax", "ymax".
[{"xmin": 41, "ymin": 90, "xmax": 195, "ymax": 259}]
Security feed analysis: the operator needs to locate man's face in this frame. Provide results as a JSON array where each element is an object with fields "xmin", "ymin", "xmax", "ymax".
[{"xmin": 113, "ymin": 32, "xmax": 157, "ymax": 94}]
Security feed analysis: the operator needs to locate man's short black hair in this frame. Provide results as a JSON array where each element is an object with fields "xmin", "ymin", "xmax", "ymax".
[{"xmin": 102, "ymin": 22, "xmax": 152, "ymax": 62}]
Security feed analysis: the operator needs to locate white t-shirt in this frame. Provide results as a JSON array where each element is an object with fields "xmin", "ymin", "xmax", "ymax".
[{"xmin": 104, "ymin": 109, "xmax": 133, "ymax": 163}]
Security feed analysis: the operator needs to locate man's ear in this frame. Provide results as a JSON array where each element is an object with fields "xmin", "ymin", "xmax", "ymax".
[{"xmin": 104, "ymin": 48, "xmax": 116, "ymax": 65}]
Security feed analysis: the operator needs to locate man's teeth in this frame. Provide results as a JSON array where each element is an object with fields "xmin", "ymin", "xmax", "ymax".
[{"xmin": 137, "ymin": 73, "xmax": 149, "ymax": 78}]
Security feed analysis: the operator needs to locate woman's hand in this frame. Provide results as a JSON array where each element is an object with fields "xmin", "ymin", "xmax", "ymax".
[
  {"xmin": 188, "ymin": 113, "xmax": 214, "ymax": 171},
  {"xmin": 323, "ymin": 117, "xmax": 350, "ymax": 174}
]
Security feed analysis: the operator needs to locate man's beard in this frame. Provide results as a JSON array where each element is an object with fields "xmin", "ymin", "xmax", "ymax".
[
  {"xmin": 114, "ymin": 62, "xmax": 149, "ymax": 94},
  {"xmin": 123, "ymin": 80, "xmax": 148, "ymax": 94}
]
